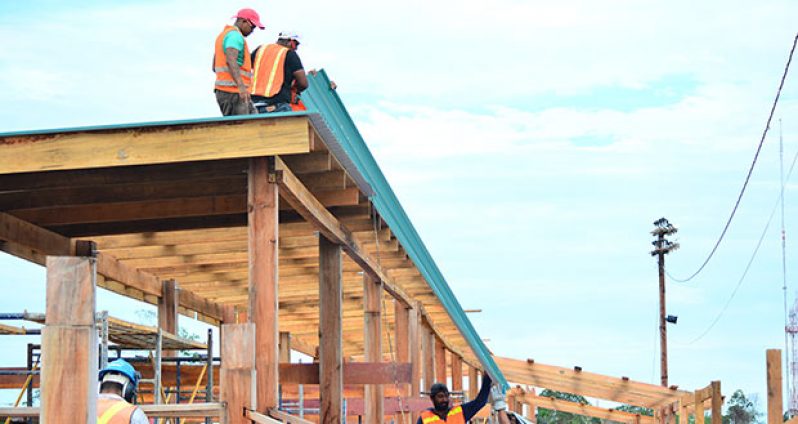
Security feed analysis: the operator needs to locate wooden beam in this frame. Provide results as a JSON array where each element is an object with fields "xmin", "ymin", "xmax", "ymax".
[
  {"xmin": 159, "ymin": 279, "xmax": 179, "ymax": 359},
  {"xmin": 140, "ymin": 402, "xmax": 223, "ymax": 417},
  {"xmin": 408, "ymin": 304, "xmax": 421, "ymax": 415},
  {"xmin": 524, "ymin": 393, "xmax": 656, "ymax": 424},
  {"xmin": 711, "ymin": 381, "xmax": 722, "ymax": 424},
  {"xmin": 0, "ymin": 116, "xmax": 311, "ymax": 174},
  {"xmin": 279, "ymin": 363, "xmax": 412, "ymax": 384},
  {"xmin": 319, "ymin": 236, "xmax": 343, "ymax": 424},
  {"xmin": 272, "ymin": 157, "xmax": 413, "ymax": 308},
  {"xmin": 696, "ymin": 388, "xmax": 705, "ymax": 424},
  {"xmin": 221, "ymin": 323, "xmax": 256, "ymax": 424},
  {"xmin": 468, "ymin": 366, "xmax": 479, "ymax": 400},
  {"xmin": 0, "ymin": 211, "xmax": 73, "ymax": 261},
  {"xmin": 435, "ymin": 339, "xmax": 447, "ymax": 385},
  {"xmin": 364, "ymin": 273, "xmax": 384, "ymax": 423},
  {"xmin": 249, "ymin": 157, "xmax": 280, "ymax": 410},
  {"xmin": 451, "ymin": 354, "xmax": 463, "ymax": 392},
  {"xmin": 767, "ymin": 349, "xmax": 782, "ymax": 424},
  {"xmin": 422, "ymin": 325, "xmax": 435, "ymax": 390},
  {"xmin": 280, "ymin": 331, "xmax": 292, "ymax": 363},
  {"xmin": 41, "ymin": 256, "xmax": 98, "ymax": 424}
]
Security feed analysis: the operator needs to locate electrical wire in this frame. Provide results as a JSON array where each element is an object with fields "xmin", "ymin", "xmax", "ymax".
[
  {"xmin": 677, "ymin": 139, "xmax": 798, "ymax": 345},
  {"xmin": 668, "ymin": 32, "xmax": 798, "ymax": 283}
]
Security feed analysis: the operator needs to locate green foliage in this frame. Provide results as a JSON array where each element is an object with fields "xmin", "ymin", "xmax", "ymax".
[
  {"xmin": 615, "ymin": 405, "xmax": 654, "ymax": 417},
  {"xmin": 536, "ymin": 390, "xmax": 602, "ymax": 424},
  {"xmin": 722, "ymin": 390, "xmax": 762, "ymax": 424}
]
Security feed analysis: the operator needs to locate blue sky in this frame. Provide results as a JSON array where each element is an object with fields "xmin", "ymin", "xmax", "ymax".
[{"xmin": 2, "ymin": 0, "xmax": 798, "ymax": 413}]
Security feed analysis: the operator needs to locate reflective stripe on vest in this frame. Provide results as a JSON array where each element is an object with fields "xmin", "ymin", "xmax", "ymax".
[
  {"xmin": 213, "ymin": 25, "xmax": 252, "ymax": 93},
  {"xmin": 250, "ymin": 44, "xmax": 289, "ymax": 98},
  {"xmin": 420, "ymin": 405, "xmax": 465, "ymax": 424},
  {"xmin": 97, "ymin": 398, "xmax": 136, "ymax": 424}
]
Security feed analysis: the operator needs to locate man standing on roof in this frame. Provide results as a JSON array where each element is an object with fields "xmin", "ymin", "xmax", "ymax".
[
  {"xmin": 96, "ymin": 359, "xmax": 149, "ymax": 424},
  {"xmin": 213, "ymin": 8, "xmax": 264, "ymax": 116},
  {"xmin": 250, "ymin": 31, "xmax": 308, "ymax": 113},
  {"xmin": 418, "ymin": 371, "xmax": 505, "ymax": 423}
]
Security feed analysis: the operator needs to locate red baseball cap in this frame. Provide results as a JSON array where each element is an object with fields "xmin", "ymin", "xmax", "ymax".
[{"xmin": 233, "ymin": 8, "xmax": 264, "ymax": 29}]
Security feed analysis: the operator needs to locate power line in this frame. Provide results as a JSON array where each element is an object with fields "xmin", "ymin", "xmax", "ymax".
[
  {"xmin": 677, "ymin": 138, "xmax": 798, "ymax": 345},
  {"xmin": 668, "ymin": 32, "xmax": 798, "ymax": 283}
]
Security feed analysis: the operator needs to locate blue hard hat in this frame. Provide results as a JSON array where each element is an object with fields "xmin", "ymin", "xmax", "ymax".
[{"xmin": 99, "ymin": 359, "xmax": 138, "ymax": 385}]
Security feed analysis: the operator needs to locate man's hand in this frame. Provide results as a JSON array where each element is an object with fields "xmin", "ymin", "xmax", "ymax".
[
  {"xmin": 237, "ymin": 83, "xmax": 251, "ymax": 104},
  {"xmin": 490, "ymin": 385, "xmax": 507, "ymax": 412}
]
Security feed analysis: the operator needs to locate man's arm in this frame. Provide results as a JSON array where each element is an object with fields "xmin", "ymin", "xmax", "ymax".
[
  {"xmin": 225, "ymin": 47, "xmax": 250, "ymax": 103},
  {"xmin": 461, "ymin": 372, "xmax": 493, "ymax": 420},
  {"xmin": 131, "ymin": 407, "xmax": 149, "ymax": 424},
  {"xmin": 293, "ymin": 69, "xmax": 308, "ymax": 92}
]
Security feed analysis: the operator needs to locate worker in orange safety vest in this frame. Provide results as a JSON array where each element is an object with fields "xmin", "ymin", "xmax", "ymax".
[
  {"xmin": 418, "ymin": 372, "xmax": 499, "ymax": 423},
  {"xmin": 96, "ymin": 359, "xmax": 148, "ymax": 424},
  {"xmin": 250, "ymin": 31, "xmax": 308, "ymax": 113},
  {"xmin": 212, "ymin": 8, "xmax": 264, "ymax": 116}
]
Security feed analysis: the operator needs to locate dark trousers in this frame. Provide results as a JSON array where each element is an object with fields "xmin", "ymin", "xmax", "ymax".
[{"xmin": 215, "ymin": 89, "xmax": 255, "ymax": 116}]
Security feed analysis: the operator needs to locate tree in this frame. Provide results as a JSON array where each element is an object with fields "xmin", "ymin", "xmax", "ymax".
[
  {"xmin": 722, "ymin": 390, "xmax": 762, "ymax": 424},
  {"xmin": 615, "ymin": 405, "xmax": 654, "ymax": 417},
  {"xmin": 536, "ymin": 390, "xmax": 602, "ymax": 424}
]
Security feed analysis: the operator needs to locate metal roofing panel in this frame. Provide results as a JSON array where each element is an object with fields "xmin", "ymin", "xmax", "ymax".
[{"xmin": 301, "ymin": 70, "xmax": 508, "ymax": 389}]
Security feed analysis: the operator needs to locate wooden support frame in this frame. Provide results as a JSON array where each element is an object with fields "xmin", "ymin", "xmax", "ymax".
[
  {"xmin": 468, "ymin": 366, "xmax": 479, "ymax": 400},
  {"xmin": 422, "ymin": 325, "xmax": 435, "ymax": 390},
  {"xmin": 279, "ymin": 362, "xmax": 411, "ymax": 384},
  {"xmin": 249, "ymin": 157, "xmax": 280, "ymax": 410},
  {"xmin": 451, "ymin": 354, "xmax": 463, "ymax": 392},
  {"xmin": 221, "ymin": 323, "xmax": 256, "ymax": 424},
  {"xmin": 435, "ymin": 340, "xmax": 447, "ymax": 385},
  {"xmin": 158, "ymin": 279, "xmax": 179, "ymax": 361},
  {"xmin": 319, "ymin": 236, "xmax": 343, "ymax": 423},
  {"xmin": 364, "ymin": 273, "xmax": 384, "ymax": 422},
  {"xmin": 41, "ymin": 256, "xmax": 98, "ymax": 424},
  {"xmin": 280, "ymin": 331, "xmax": 292, "ymax": 363},
  {"xmin": 523, "ymin": 393, "xmax": 657, "ymax": 424}
]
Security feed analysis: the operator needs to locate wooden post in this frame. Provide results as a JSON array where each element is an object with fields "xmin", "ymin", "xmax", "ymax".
[
  {"xmin": 711, "ymin": 381, "xmax": 722, "ymax": 424},
  {"xmin": 678, "ymin": 399, "xmax": 688, "ymax": 424},
  {"xmin": 528, "ymin": 388, "xmax": 538, "ymax": 423},
  {"xmin": 767, "ymin": 349, "xmax": 782, "ymax": 424},
  {"xmin": 41, "ymin": 257, "xmax": 97, "ymax": 424},
  {"xmin": 408, "ymin": 305, "xmax": 421, "ymax": 424},
  {"xmin": 364, "ymin": 274, "xmax": 384, "ymax": 423},
  {"xmin": 279, "ymin": 332, "xmax": 291, "ymax": 363},
  {"xmin": 158, "ymin": 279, "xmax": 179, "ymax": 360},
  {"xmin": 248, "ymin": 157, "xmax": 279, "ymax": 410},
  {"xmin": 422, "ymin": 326, "xmax": 435, "ymax": 390},
  {"xmin": 319, "ymin": 236, "xmax": 343, "ymax": 424},
  {"xmin": 221, "ymin": 323, "xmax": 256, "ymax": 424},
  {"xmin": 393, "ymin": 302, "xmax": 410, "ymax": 424},
  {"xmin": 435, "ymin": 342, "xmax": 447, "ymax": 386},
  {"xmin": 451, "ymin": 354, "xmax": 463, "ymax": 392},
  {"xmin": 468, "ymin": 366, "xmax": 479, "ymax": 400},
  {"xmin": 695, "ymin": 390, "xmax": 704, "ymax": 424}
]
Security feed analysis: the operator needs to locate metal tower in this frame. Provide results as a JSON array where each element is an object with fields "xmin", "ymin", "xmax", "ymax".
[{"xmin": 787, "ymin": 297, "xmax": 798, "ymax": 416}]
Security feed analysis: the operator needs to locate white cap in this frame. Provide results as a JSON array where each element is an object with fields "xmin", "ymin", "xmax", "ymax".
[{"xmin": 278, "ymin": 31, "xmax": 301, "ymax": 42}]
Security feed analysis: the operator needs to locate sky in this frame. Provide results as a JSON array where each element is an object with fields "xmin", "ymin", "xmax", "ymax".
[{"xmin": 1, "ymin": 0, "xmax": 798, "ymax": 414}]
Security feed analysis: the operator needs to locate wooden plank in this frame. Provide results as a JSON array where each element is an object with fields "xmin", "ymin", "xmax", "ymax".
[
  {"xmin": 711, "ymin": 381, "xmax": 722, "ymax": 424},
  {"xmin": 280, "ymin": 331, "xmax": 292, "ymax": 363},
  {"xmin": 248, "ymin": 157, "xmax": 280, "ymax": 410},
  {"xmin": 159, "ymin": 279, "xmax": 179, "ymax": 359},
  {"xmin": 451, "ymin": 354, "xmax": 463, "ymax": 392},
  {"xmin": 41, "ymin": 257, "xmax": 97, "ymax": 424},
  {"xmin": 269, "ymin": 408, "xmax": 316, "ymax": 424},
  {"xmin": 0, "ymin": 211, "xmax": 73, "ymax": 258},
  {"xmin": 221, "ymin": 323, "xmax": 256, "ymax": 424},
  {"xmin": 246, "ymin": 409, "xmax": 283, "ymax": 424},
  {"xmin": 435, "ymin": 339, "xmax": 447, "ymax": 385},
  {"xmin": 364, "ymin": 273, "xmax": 384, "ymax": 423},
  {"xmin": 695, "ymin": 389, "xmax": 705, "ymax": 424},
  {"xmin": 319, "ymin": 236, "xmax": 343, "ymax": 424},
  {"xmin": 422, "ymin": 326, "xmax": 435, "ymax": 390},
  {"xmin": 139, "ymin": 402, "xmax": 223, "ymax": 417},
  {"xmin": 469, "ymin": 366, "xmax": 479, "ymax": 399},
  {"xmin": 0, "ymin": 116, "xmax": 310, "ymax": 174},
  {"xmin": 409, "ymin": 304, "xmax": 421, "ymax": 404},
  {"xmin": 525, "ymin": 393, "xmax": 656, "ymax": 424},
  {"xmin": 279, "ymin": 363, "xmax": 412, "ymax": 384},
  {"xmin": 767, "ymin": 349, "xmax": 782, "ymax": 424}
]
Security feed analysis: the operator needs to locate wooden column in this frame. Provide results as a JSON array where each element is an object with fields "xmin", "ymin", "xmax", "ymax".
[
  {"xmin": 364, "ymin": 274, "xmax": 384, "ymax": 423},
  {"xmin": 468, "ymin": 366, "xmax": 479, "ymax": 400},
  {"xmin": 279, "ymin": 331, "xmax": 291, "ymax": 363},
  {"xmin": 408, "ymin": 305, "xmax": 421, "ymax": 424},
  {"xmin": 711, "ymin": 381, "xmax": 722, "ymax": 424},
  {"xmin": 451, "ymin": 354, "xmax": 463, "ymax": 392},
  {"xmin": 158, "ymin": 279, "xmax": 179, "ymax": 359},
  {"xmin": 678, "ymin": 399, "xmax": 688, "ymax": 424},
  {"xmin": 221, "ymin": 323, "xmax": 256, "ymax": 424},
  {"xmin": 695, "ymin": 390, "xmax": 704, "ymax": 424},
  {"xmin": 767, "ymin": 349, "xmax": 782, "ymax": 424},
  {"xmin": 41, "ymin": 257, "xmax": 98, "ymax": 424},
  {"xmin": 319, "ymin": 236, "xmax": 343, "ymax": 423},
  {"xmin": 435, "ymin": 340, "xmax": 447, "ymax": 385},
  {"xmin": 422, "ymin": 326, "xmax": 435, "ymax": 390},
  {"xmin": 248, "ymin": 157, "xmax": 279, "ymax": 410}
]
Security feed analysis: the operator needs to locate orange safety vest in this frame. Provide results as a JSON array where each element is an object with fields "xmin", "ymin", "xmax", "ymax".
[
  {"xmin": 213, "ymin": 25, "xmax": 252, "ymax": 93},
  {"xmin": 420, "ymin": 405, "xmax": 466, "ymax": 424},
  {"xmin": 290, "ymin": 87, "xmax": 307, "ymax": 111},
  {"xmin": 97, "ymin": 397, "xmax": 136, "ymax": 424},
  {"xmin": 250, "ymin": 43, "xmax": 289, "ymax": 98}
]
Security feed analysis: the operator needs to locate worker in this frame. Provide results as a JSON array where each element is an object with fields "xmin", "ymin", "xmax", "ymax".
[
  {"xmin": 97, "ymin": 359, "xmax": 148, "ymax": 424},
  {"xmin": 213, "ymin": 8, "xmax": 264, "ymax": 116},
  {"xmin": 490, "ymin": 385, "xmax": 514, "ymax": 424},
  {"xmin": 418, "ymin": 371, "xmax": 501, "ymax": 423},
  {"xmin": 250, "ymin": 31, "xmax": 308, "ymax": 113}
]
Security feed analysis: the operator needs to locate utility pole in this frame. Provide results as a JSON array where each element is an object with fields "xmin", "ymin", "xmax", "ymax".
[{"xmin": 651, "ymin": 218, "xmax": 679, "ymax": 387}]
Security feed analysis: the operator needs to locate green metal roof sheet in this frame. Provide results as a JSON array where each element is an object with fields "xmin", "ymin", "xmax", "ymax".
[{"xmin": 302, "ymin": 70, "xmax": 508, "ymax": 389}]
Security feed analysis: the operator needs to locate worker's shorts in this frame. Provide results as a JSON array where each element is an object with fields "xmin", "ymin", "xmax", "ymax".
[{"xmin": 215, "ymin": 89, "xmax": 256, "ymax": 116}]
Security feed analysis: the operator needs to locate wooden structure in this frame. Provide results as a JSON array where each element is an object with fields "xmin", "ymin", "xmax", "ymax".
[
  {"xmin": 495, "ymin": 356, "xmax": 722, "ymax": 424},
  {"xmin": 0, "ymin": 73, "xmax": 499, "ymax": 422}
]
